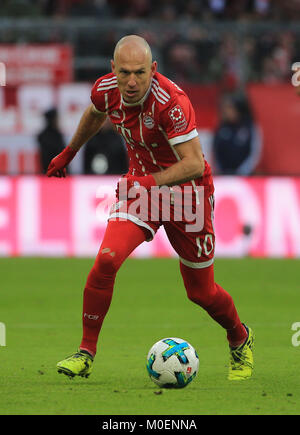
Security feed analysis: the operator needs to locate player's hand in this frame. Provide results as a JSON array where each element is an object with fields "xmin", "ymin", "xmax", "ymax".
[
  {"xmin": 116, "ymin": 174, "xmax": 156, "ymax": 200},
  {"xmin": 46, "ymin": 146, "xmax": 77, "ymax": 177}
]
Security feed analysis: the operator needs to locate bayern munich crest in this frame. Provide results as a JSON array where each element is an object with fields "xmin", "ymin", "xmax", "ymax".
[{"xmin": 143, "ymin": 114, "xmax": 155, "ymax": 129}]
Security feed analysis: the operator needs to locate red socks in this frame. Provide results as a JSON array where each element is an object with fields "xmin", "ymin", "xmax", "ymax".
[
  {"xmin": 180, "ymin": 262, "xmax": 247, "ymax": 347},
  {"xmin": 226, "ymin": 323, "xmax": 248, "ymax": 348},
  {"xmin": 80, "ymin": 270, "xmax": 115, "ymax": 356},
  {"xmin": 80, "ymin": 220, "xmax": 148, "ymax": 356}
]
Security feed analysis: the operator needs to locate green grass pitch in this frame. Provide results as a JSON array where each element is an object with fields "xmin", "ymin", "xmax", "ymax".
[{"xmin": 1, "ymin": 257, "xmax": 299, "ymax": 415}]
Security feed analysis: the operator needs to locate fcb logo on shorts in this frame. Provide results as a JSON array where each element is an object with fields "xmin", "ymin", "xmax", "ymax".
[{"xmin": 143, "ymin": 114, "xmax": 155, "ymax": 129}]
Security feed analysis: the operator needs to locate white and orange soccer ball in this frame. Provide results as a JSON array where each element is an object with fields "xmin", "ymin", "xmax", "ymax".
[{"xmin": 146, "ymin": 337, "xmax": 199, "ymax": 388}]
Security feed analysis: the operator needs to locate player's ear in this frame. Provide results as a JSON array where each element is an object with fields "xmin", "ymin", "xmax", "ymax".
[
  {"xmin": 111, "ymin": 60, "xmax": 115, "ymax": 74},
  {"xmin": 151, "ymin": 61, "xmax": 157, "ymax": 77}
]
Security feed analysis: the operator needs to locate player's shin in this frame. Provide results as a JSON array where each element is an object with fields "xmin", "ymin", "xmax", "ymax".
[
  {"xmin": 180, "ymin": 263, "xmax": 247, "ymax": 347},
  {"xmin": 80, "ymin": 270, "xmax": 115, "ymax": 356}
]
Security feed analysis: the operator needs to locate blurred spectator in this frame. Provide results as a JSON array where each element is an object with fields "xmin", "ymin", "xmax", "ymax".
[
  {"xmin": 261, "ymin": 56, "xmax": 282, "ymax": 83},
  {"xmin": 274, "ymin": 0, "xmax": 300, "ymax": 21},
  {"xmin": 254, "ymin": 0, "xmax": 271, "ymax": 18},
  {"xmin": 273, "ymin": 32, "xmax": 296, "ymax": 81},
  {"xmin": 37, "ymin": 108, "xmax": 66, "ymax": 174},
  {"xmin": 206, "ymin": 0, "xmax": 226, "ymax": 19},
  {"xmin": 0, "ymin": 0, "xmax": 40, "ymax": 17},
  {"xmin": 0, "ymin": 1, "xmax": 300, "ymax": 86},
  {"xmin": 218, "ymin": 34, "xmax": 243, "ymax": 90},
  {"xmin": 212, "ymin": 94, "xmax": 262, "ymax": 175},
  {"xmin": 42, "ymin": 0, "xmax": 111, "ymax": 17},
  {"xmin": 165, "ymin": 41, "xmax": 202, "ymax": 83},
  {"xmin": 83, "ymin": 119, "xmax": 128, "ymax": 175},
  {"xmin": 125, "ymin": 0, "xmax": 151, "ymax": 18},
  {"xmin": 0, "ymin": 0, "xmax": 299, "ymax": 21}
]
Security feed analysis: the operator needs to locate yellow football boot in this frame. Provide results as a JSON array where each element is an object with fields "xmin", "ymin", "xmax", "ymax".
[
  {"xmin": 57, "ymin": 350, "xmax": 93, "ymax": 379},
  {"xmin": 228, "ymin": 324, "xmax": 254, "ymax": 381}
]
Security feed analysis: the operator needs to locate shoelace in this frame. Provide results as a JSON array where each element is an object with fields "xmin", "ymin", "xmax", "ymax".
[
  {"xmin": 66, "ymin": 352, "xmax": 91, "ymax": 362},
  {"xmin": 230, "ymin": 343, "xmax": 253, "ymax": 370}
]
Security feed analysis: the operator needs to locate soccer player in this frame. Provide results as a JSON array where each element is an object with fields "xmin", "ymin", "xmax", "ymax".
[{"xmin": 48, "ymin": 35, "xmax": 254, "ymax": 381}]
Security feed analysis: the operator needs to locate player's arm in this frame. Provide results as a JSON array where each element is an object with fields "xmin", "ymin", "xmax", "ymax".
[
  {"xmin": 151, "ymin": 136, "xmax": 205, "ymax": 186},
  {"xmin": 152, "ymin": 92, "xmax": 205, "ymax": 186},
  {"xmin": 47, "ymin": 104, "xmax": 107, "ymax": 177},
  {"xmin": 117, "ymin": 136, "xmax": 205, "ymax": 198},
  {"xmin": 68, "ymin": 104, "xmax": 107, "ymax": 152}
]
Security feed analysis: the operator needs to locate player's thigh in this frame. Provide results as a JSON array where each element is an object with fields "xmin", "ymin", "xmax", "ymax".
[
  {"xmin": 164, "ymin": 192, "xmax": 215, "ymax": 268},
  {"xmin": 109, "ymin": 196, "xmax": 161, "ymax": 242}
]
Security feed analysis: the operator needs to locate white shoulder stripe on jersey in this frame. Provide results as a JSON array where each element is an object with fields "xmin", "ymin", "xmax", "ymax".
[
  {"xmin": 97, "ymin": 84, "xmax": 118, "ymax": 92},
  {"xmin": 152, "ymin": 82, "xmax": 169, "ymax": 103},
  {"xmin": 98, "ymin": 81, "xmax": 117, "ymax": 88},
  {"xmin": 101, "ymin": 76, "xmax": 117, "ymax": 82},
  {"xmin": 168, "ymin": 129, "xmax": 198, "ymax": 146},
  {"xmin": 151, "ymin": 88, "xmax": 167, "ymax": 105},
  {"xmin": 152, "ymin": 78, "xmax": 170, "ymax": 99},
  {"xmin": 99, "ymin": 78, "xmax": 117, "ymax": 85},
  {"xmin": 97, "ymin": 78, "xmax": 117, "ymax": 88},
  {"xmin": 98, "ymin": 81, "xmax": 117, "ymax": 87}
]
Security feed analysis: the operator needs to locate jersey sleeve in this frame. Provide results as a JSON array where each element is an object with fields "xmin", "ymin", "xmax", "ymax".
[
  {"xmin": 159, "ymin": 92, "xmax": 198, "ymax": 146},
  {"xmin": 90, "ymin": 78, "xmax": 108, "ymax": 114}
]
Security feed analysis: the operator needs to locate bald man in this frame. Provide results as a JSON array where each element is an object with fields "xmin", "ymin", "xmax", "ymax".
[{"xmin": 49, "ymin": 35, "xmax": 254, "ymax": 382}]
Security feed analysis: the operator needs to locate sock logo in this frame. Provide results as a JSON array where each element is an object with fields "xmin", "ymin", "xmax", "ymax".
[{"xmin": 84, "ymin": 313, "xmax": 99, "ymax": 320}]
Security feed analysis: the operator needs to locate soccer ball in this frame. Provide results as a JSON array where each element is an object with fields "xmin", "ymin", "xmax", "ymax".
[{"xmin": 146, "ymin": 337, "xmax": 199, "ymax": 388}]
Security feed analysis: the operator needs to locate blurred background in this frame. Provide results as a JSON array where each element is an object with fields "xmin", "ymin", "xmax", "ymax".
[{"xmin": 0, "ymin": 0, "xmax": 300, "ymax": 258}]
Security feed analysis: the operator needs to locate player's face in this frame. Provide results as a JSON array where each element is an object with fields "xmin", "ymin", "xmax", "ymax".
[{"xmin": 111, "ymin": 54, "xmax": 157, "ymax": 103}]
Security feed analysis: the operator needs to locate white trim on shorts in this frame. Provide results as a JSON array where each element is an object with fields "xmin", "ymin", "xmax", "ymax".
[
  {"xmin": 108, "ymin": 212, "xmax": 156, "ymax": 241},
  {"xmin": 179, "ymin": 256, "xmax": 214, "ymax": 269}
]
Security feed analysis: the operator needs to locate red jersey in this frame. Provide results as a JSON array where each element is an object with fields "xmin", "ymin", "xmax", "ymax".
[{"xmin": 90, "ymin": 72, "xmax": 212, "ymax": 188}]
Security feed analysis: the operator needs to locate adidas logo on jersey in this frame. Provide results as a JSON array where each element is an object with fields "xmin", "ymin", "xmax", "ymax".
[{"xmin": 111, "ymin": 110, "xmax": 121, "ymax": 118}]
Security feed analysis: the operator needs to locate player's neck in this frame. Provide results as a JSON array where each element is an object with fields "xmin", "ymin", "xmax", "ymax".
[{"xmin": 121, "ymin": 79, "xmax": 153, "ymax": 107}]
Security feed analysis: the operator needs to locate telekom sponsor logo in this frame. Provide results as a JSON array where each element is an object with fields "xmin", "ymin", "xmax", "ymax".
[{"xmin": 0, "ymin": 176, "xmax": 300, "ymax": 258}]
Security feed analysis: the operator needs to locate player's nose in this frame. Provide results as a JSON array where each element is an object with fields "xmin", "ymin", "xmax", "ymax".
[{"xmin": 128, "ymin": 75, "xmax": 137, "ymax": 88}]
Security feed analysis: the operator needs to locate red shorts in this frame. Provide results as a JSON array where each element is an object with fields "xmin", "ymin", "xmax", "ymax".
[{"xmin": 109, "ymin": 182, "xmax": 215, "ymax": 269}]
